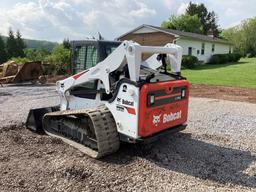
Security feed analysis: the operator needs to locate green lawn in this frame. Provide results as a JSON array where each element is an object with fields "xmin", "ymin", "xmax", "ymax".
[{"xmin": 182, "ymin": 57, "xmax": 256, "ymax": 89}]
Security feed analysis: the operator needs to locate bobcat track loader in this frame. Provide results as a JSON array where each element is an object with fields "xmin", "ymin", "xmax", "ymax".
[{"xmin": 26, "ymin": 40, "xmax": 189, "ymax": 159}]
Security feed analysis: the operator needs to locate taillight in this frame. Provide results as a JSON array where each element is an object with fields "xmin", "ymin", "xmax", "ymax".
[
  {"xmin": 147, "ymin": 94, "xmax": 155, "ymax": 106},
  {"xmin": 150, "ymin": 95, "xmax": 155, "ymax": 104},
  {"xmin": 181, "ymin": 89, "xmax": 186, "ymax": 98}
]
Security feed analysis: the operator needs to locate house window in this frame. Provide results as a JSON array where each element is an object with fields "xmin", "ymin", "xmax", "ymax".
[
  {"xmin": 188, "ymin": 47, "xmax": 192, "ymax": 55},
  {"xmin": 229, "ymin": 46, "xmax": 232, "ymax": 53},
  {"xmin": 212, "ymin": 44, "xmax": 215, "ymax": 52},
  {"xmin": 197, "ymin": 50, "xmax": 200, "ymax": 55},
  {"xmin": 201, "ymin": 43, "xmax": 205, "ymax": 55}
]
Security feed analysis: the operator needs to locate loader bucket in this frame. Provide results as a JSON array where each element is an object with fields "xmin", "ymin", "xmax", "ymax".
[
  {"xmin": 0, "ymin": 61, "xmax": 46, "ymax": 84},
  {"xmin": 13, "ymin": 61, "xmax": 44, "ymax": 83},
  {"xmin": 26, "ymin": 106, "xmax": 59, "ymax": 133}
]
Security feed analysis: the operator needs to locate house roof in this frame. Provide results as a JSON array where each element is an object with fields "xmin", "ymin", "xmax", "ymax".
[{"xmin": 117, "ymin": 24, "xmax": 231, "ymax": 45}]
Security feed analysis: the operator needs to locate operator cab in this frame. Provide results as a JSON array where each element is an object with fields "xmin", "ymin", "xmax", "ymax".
[
  {"xmin": 71, "ymin": 40, "xmax": 121, "ymax": 74},
  {"xmin": 70, "ymin": 40, "xmax": 121, "ymax": 99}
]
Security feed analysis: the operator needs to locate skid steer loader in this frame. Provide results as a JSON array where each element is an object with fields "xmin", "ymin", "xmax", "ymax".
[{"xmin": 26, "ymin": 40, "xmax": 189, "ymax": 159}]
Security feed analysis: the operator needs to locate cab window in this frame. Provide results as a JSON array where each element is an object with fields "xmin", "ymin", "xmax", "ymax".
[{"xmin": 73, "ymin": 45, "xmax": 98, "ymax": 73}]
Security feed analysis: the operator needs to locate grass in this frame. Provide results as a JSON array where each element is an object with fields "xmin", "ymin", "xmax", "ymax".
[{"xmin": 182, "ymin": 57, "xmax": 256, "ymax": 89}]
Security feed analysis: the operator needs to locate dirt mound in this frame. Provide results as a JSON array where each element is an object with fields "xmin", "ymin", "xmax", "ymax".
[{"xmin": 190, "ymin": 84, "xmax": 256, "ymax": 104}]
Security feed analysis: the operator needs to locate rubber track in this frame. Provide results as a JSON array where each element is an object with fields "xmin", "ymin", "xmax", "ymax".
[{"xmin": 43, "ymin": 106, "xmax": 120, "ymax": 159}]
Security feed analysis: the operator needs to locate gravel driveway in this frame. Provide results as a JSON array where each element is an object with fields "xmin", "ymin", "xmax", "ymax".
[{"xmin": 0, "ymin": 85, "xmax": 255, "ymax": 191}]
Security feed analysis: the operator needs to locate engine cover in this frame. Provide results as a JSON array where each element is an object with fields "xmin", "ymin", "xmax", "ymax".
[{"xmin": 138, "ymin": 80, "xmax": 189, "ymax": 137}]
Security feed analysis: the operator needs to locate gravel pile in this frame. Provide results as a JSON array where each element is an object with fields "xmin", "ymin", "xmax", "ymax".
[{"xmin": 0, "ymin": 85, "xmax": 255, "ymax": 191}]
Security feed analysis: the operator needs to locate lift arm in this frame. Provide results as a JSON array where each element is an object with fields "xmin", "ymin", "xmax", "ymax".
[{"xmin": 56, "ymin": 40, "xmax": 183, "ymax": 109}]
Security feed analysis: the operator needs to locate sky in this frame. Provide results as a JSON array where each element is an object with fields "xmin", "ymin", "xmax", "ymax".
[{"xmin": 0, "ymin": 0, "xmax": 255, "ymax": 42}]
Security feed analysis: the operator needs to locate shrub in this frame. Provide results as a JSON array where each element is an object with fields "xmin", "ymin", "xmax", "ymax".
[
  {"xmin": 229, "ymin": 53, "xmax": 242, "ymax": 62},
  {"xmin": 42, "ymin": 63, "xmax": 56, "ymax": 75},
  {"xmin": 209, "ymin": 55, "xmax": 220, "ymax": 64},
  {"xmin": 213, "ymin": 54, "xmax": 230, "ymax": 63},
  {"xmin": 182, "ymin": 55, "xmax": 198, "ymax": 69},
  {"xmin": 46, "ymin": 44, "xmax": 71, "ymax": 75},
  {"xmin": 227, "ymin": 54, "xmax": 236, "ymax": 62},
  {"xmin": 233, "ymin": 53, "xmax": 242, "ymax": 61},
  {"xmin": 247, "ymin": 53, "xmax": 254, "ymax": 58},
  {"xmin": 209, "ymin": 53, "xmax": 242, "ymax": 64},
  {"xmin": 10, "ymin": 57, "xmax": 31, "ymax": 64},
  {"xmin": 223, "ymin": 54, "xmax": 229, "ymax": 63}
]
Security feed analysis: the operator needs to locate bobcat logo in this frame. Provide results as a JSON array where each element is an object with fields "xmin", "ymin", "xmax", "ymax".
[{"xmin": 153, "ymin": 114, "xmax": 162, "ymax": 126}]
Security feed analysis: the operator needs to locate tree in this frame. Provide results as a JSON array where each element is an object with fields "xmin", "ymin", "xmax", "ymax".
[
  {"xmin": 24, "ymin": 48, "xmax": 50, "ymax": 61},
  {"xmin": 186, "ymin": 2, "xmax": 220, "ymax": 36},
  {"xmin": 221, "ymin": 27, "xmax": 245, "ymax": 55},
  {"xmin": 222, "ymin": 17, "xmax": 256, "ymax": 56},
  {"xmin": 63, "ymin": 38, "xmax": 71, "ymax": 49},
  {"xmin": 6, "ymin": 28, "xmax": 17, "ymax": 59},
  {"xmin": 243, "ymin": 18, "xmax": 256, "ymax": 56},
  {"xmin": 16, "ymin": 30, "xmax": 26, "ymax": 57},
  {"xmin": 6, "ymin": 29, "xmax": 26, "ymax": 59},
  {"xmin": 0, "ymin": 35, "xmax": 7, "ymax": 64},
  {"xmin": 161, "ymin": 14, "xmax": 203, "ymax": 34},
  {"xmin": 47, "ymin": 44, "xmax": 71, "ymax": 74}
]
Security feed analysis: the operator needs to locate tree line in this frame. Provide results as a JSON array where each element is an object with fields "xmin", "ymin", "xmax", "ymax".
[
  {"xmin": 0, "ymin": 29, "xmax": 26, "ymax": 64},
  {"xmin": 12, "ymin": 40, "xmax": 71, "ymax": 75},
  {"xmin": 221, "ymin": 17, "xmax": 256, "ymax": 57},
  {"xmin": 0, "ymin": 28, "xmax": 71, "ymax": 75}
]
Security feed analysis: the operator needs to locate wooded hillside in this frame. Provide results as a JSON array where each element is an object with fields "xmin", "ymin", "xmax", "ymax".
[{"xmin": 0, "ymin": 35, "xmax": 57, "ymax": 51}]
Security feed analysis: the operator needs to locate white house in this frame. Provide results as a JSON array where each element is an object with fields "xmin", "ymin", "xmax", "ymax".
[{"xmin": 117, "ymin": 24, "xmax": 233, "ymax": 63}]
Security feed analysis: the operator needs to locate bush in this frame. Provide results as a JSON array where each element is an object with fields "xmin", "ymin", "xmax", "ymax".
[
  {"xmin": 231, "ymin": 53, "xmax": 242, "ymax": 62},
  {"xmin": 10, "ymin": 57, "xmax": 31, "ymax": 64},
  {"xmin": 233, "ymin": 53, "xmax": 242, "ymax": 61},
  {"xmin": 42, "ymin": 63, "xmax": 56, "ymax": 75},
  {"xmin": 46, "ymin": 44, "xmax": 71, "ymax": 75},
  {"xmin": 182, "ymin": 55, "xmax": 198, "ymax": 69},
  {"xmin": 227, "ymin": 53, "xmax": 236, "ymax": 62},
  {"xmin": 209, "ymin": 55, "xmax": 220, "ymax": 64},
  {"xmin": 246, "ymin": 53, "xmax": 255, "ymax": 58},
  {"xmin": 25, "ymin": 48, "xmax": 50, "ymax": 61},
  {"xmin": 222, "ymin": 54, "xmax": 229, "ymax": 63},
  {"xmin": 209, "ymin": 53, "xmax": 242, "ymax": 64}
]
